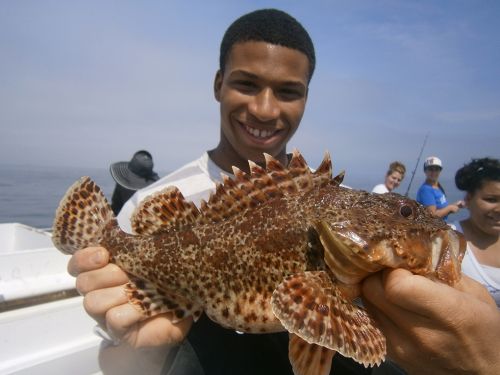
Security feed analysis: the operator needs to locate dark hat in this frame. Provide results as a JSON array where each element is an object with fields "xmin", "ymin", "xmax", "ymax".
[{"xmin": 110, "ymin": 150, "xmax": 159, "ymax": 190}]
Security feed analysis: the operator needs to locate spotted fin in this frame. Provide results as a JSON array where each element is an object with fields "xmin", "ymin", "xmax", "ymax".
[
  {"xmin": 199, "ymin": 150, "xmax": 334, "ymax": 224},
  {"xmin": 289, "ymin": 333, "xmax": 334, "ymax": 375},
  {"xmin": 312, "ymin": 151, "xmax": 332, "ymax": 188},
  {"xmin": 288, "ymin": 149, "xmax": 314, "ymax": 190},
  {"xmin": 52, "ymin": 176, "xmax": 118, "ymax": 254},
  {"xmin": 126, "ymin": 276, "xmax": 202, "ymax": 323},
  {"xmin": 131, "ymin": 150, "xmax": 334, "ymax": 232},
  {"xmin": 271, "ymin": 271, "xmax": 386, "ymax": 367},
  {"xmin": 131, "ymin": 186, "xmax": 201, "ymax": 235},
  {"xmin": 332, "ymin": 170, "xmax": 345, "ymax": 186}
]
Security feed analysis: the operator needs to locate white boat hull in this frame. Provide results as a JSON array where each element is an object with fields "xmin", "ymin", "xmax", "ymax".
[{"xmin": 0, "ymin": 223, "xmax": 101, "ymax": 374}]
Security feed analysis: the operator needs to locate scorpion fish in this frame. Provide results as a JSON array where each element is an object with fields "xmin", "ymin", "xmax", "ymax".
[{"xmin": 52, "ymin": 150, "xmax": 465, "ymax": 375}]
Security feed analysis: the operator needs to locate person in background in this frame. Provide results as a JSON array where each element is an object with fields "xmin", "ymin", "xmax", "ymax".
[
  {"xmin": 371, "ymin": 161, "xmax": 406, "ymax": 194},
  {"xmin": 66, "ymin": 8, "xmax": 500, "ymax": 375},
  {"xmin": 109, "ymin": 150, "xmax": 159, "ymax": 215},
  {"xmin": 452, "ymin": 157, "xmax": 500, "ymax": 307},
  {"xmin": 416, "ymin": 156, "xmax": 464, "ymax": 220}
]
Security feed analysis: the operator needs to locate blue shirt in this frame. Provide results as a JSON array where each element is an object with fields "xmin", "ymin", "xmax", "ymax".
[{"xmin": 416, "ymin": 183, "xmax": 449, "ymax": 219}]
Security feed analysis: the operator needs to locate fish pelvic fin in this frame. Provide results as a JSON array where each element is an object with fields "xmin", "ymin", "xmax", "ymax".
[
  {"xmin": 52, "ymin": 176, "xmax": 117, "ymax": 255},
  {"xmin": 289, "ymin": 333, "xmax": 334, "ymax": 375},
  {"xmin": 126, "ymin": 276, "xmax": 202, "ymax": 322},
  {"xmin": 271, "ymin": 271, "xmax": 386, "ymax": 368}
]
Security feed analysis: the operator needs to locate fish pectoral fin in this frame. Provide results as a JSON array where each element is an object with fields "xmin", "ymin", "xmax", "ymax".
[
  {"xmin": 126, "ymin": 276, "xmax": 202, "ymax": 323},
  {"xmin": 271, "ymin": 271, "xmax": 386, "ymax": 367},
  {"xmin": 289, "ymin": 333, "xmax": 334, "ymax": 375}
]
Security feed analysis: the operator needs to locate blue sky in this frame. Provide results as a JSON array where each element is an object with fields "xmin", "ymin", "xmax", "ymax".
[{"xmin": 1, "ymin": 0, "xmax": 499, "ymax": 194}]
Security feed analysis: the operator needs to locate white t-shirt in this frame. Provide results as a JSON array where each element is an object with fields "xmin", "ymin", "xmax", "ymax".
[
  {"xmin": 117, "ymin": 152, "xmax": 226, "ymax": 233},
  {"xmin": 371, "ymin": 184, "xmax": 389, "ymax": 194},
  {"xmin": 453, "ymin": 221, "xmax": 500, "ymax": 308}
]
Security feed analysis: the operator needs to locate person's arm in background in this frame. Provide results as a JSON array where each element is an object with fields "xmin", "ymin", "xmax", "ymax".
[
  {"xmin": 362, "ymin": 268, "xmax": 500, "ymax": 375},
  {"xmin": 69, "ymin": 246, "xmax": 192, "ymax": 374},
  {"xmin": 418, "ymin": 186, "xmax": 464, "ymax": 218},
  {"xmin": 425, "ymin": 200, "xmax": 464, "ymax": 218}
]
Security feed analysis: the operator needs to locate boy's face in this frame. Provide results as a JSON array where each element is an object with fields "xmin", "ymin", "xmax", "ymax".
[{"xmin": 214, "ymin": 41, "xmax": 309, "ymax": 166}]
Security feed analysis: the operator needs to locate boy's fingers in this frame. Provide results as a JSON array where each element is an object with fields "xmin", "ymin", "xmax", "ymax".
[
  {"xmin": 83, "ymin": 285, "xmax": 129, "ymax": 327},
  {"xmin": 75, "ymin": 264, "xmax": 129, "ymax": 295},
  {"xmin": 68, "ymin": 246, "xmax": 109, "ymax": 276}
]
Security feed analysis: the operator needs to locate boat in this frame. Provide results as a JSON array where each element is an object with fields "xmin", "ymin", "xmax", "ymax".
[{"xmin": 0, "ymin": 223, "xmax": 101, "ymax": 375}]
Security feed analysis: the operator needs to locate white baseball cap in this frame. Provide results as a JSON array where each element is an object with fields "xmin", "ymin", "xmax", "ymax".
[{"xmin": 424, "ymin": 156, "xmax": 443, "ymax": 170}]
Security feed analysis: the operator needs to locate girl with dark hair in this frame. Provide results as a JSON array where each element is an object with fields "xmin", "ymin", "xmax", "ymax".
[{"xmin": 453, "ymin": 157, "xmax": 500, "ymax": 307}]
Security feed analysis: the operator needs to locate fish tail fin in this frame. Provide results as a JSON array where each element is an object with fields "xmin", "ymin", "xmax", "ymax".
[{"xmin": 52, "ymin": 176, "xmax": 118, "ymax": 254}]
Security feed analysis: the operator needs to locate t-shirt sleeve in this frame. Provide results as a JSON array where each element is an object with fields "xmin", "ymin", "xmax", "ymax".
[
  {"xmin": 372, "ymin": 184, "xmax": 387, "ymax": 194},
  {"xmin": 417, "ymin": 186, "xmax": 436, "ymax": 207}
]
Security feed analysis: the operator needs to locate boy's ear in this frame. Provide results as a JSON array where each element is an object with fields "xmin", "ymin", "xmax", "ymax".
[{"xmin": 214, "ymin": 70, "xmax": 223, "ymax": 102}]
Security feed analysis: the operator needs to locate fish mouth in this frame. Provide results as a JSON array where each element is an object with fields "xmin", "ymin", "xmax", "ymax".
[{"xmin": 431, "ymin": 229, "xmax": 466, "ymax": 284}]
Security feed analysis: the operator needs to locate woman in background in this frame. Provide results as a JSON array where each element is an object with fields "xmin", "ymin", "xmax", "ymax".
[
  {"xmin": 453, "ymin": 157, "xmax": 500, "ymax": 307},
  {"xmin": 372, "ymin": 161, "xmax": 406, "ymax": 194},
  {"xmin": 416, "ymin": 156, "xmax": 464, "ymax": 220}
]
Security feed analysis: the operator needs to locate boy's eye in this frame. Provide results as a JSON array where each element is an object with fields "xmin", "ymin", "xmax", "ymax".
[
  {"xmin": 233, "ymin": 80, "xmax": 257, "ymax": 89},
  {"xmin": 277, "ymin": 88, "xmax": 303, "ymax": 101}
]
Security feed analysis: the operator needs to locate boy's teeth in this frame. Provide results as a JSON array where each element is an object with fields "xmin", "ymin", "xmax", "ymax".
[{"xmin": 245, "ymin": 125, "xmax": 275, "ymax": 138}]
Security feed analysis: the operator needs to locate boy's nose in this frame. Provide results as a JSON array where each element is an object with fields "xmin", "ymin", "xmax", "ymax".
[{"xmin": 248, "ymin": 88, "xmax": 280, "ymax": 121}]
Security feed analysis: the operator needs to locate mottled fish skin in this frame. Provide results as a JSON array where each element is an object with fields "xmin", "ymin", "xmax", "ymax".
[
  {"xmin": 52, "ymin": 150, "xmax": 466, "ymax": 374},
  {"xmin": 108, "ymin": 196, "xmax": 312, "ymax": 333}
]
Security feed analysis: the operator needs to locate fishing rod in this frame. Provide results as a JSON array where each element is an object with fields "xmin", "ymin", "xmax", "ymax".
[{"xmin": 404, "ymin": 132, "xmax": 429, "ymax": 197}]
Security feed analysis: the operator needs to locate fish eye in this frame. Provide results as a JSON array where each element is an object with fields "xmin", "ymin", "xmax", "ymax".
[{"xmin": 400, "ymin": 205, "xmax": 413, "ymax": 218}]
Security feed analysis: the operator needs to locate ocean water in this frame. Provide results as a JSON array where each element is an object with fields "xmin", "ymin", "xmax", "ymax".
[
  {"xmin": 0, "ymin": 164, "xmax": 468, "ymax": 229},
  {"xmin": 0, "ymin": 164, "xmax": 116, "ymax": 229}
]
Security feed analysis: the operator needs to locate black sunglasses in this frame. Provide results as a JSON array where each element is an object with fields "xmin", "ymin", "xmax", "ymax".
[{"xmin": 425, "ymin": 166, "xmax": 442, "ymax": 172}]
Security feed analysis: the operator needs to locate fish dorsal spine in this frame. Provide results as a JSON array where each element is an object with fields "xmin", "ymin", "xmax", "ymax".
[{"xmin": 131, "ymin": 150, "xmax": 339, "ymax": 235}]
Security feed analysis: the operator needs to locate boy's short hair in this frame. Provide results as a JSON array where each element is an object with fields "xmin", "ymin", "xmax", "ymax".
[{"xmin": 219, "ymin": 9, "xmax": 316, "ymax": 81}]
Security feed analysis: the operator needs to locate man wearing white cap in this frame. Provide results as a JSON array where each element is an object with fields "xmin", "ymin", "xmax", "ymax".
[{"xmin": 416, "ymin": 156, "xmax": 464, "ymax": 220}]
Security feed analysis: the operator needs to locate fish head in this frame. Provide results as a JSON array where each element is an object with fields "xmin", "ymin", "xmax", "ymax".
[{"xmin": 314, "ymin": 189, "xmax": 466, "ymax": 285}]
